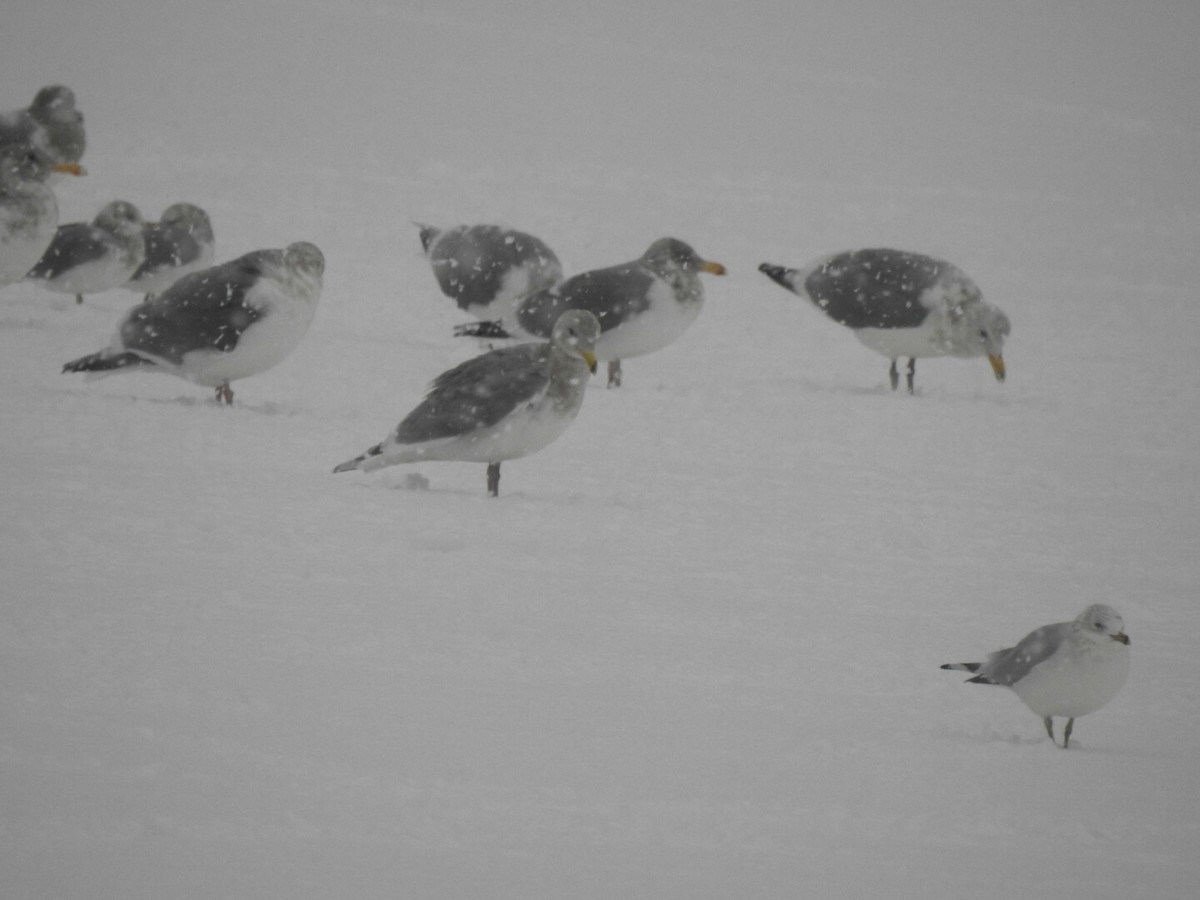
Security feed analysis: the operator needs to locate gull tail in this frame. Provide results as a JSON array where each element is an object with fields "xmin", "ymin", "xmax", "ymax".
[
  {"xmin": 332, "ymin": 442, "xmax": 384, "ymax": 473},
  {"xmin": 62, "ymin": 351, "xmax": 149, "ymax": 375},
  {"xmin": 758, "ymin": 262, "xmax": 799, "ymax": 293},
  {"xmin": 416, "ymin": 222, "xmax": 440, "ymax": 254},
  {"xmin": 454, "ymin": 320, "xmax": 512, "ymax": 339},
  {"xmin": 940, "ymin": 662, "xmax": 996, "ymax": 685}
]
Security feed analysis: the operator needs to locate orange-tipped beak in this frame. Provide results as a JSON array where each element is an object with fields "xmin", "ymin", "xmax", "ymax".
[
  {"xmin": 583, "ymin": 351, "xmax": 598, "ymax": 375},
  {"xmin": 988, "ymin": 354, "xmax": 1005, "ymax": 382},
  {"xmin": 52, "ymin": 162, "xmax": 86, "ymax": 176},
  {"xmin": 702, "ymin": 261, "xmax": 727, "ymax": 276}
]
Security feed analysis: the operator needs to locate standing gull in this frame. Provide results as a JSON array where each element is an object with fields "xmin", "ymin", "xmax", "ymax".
[
  {"xmin": 941, "ymin": 604, "xmax": 1130, "ymax": 749},
  {"xmin": 0, "ymin": 85, "xmax": 86, "ymax": 174},
  {"xmin": 63, "ymin": 242, "xmax": 324, "ymax": 404},
  {"xmin": 334, "ymin": 309, "xmax": 599, "ymax": 497},
  {"xmin": 27, "ymin": 200, "xmax": 145, "ymax": 303},
  {"xmin": 124, "ymin": 202, "xmax": 215, "ymax": 300},
  {"xmin": 417, "ymin": 222, "xmax": 562, "ymax": 322},
  {"xmin": 759, "ymin": 249, "xmax": 1010, "ymax": 392},
  {"xmin": 0, "ymin": 144, "xmax": 85, "ymax": 289},
  {"xmin": 457, "ymin": 237, "xmax": 725, "ymax": 387}
]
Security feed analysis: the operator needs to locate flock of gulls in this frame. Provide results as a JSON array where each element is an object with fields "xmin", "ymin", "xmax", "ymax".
[{"xmin": 1, "ymin": 86, "xmax": 1128, "ymax": 747}]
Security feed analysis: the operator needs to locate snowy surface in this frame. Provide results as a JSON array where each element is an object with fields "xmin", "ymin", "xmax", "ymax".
[{"xmin": 3, "ymin": 2, "xmax": 1199, "ymax": 898}]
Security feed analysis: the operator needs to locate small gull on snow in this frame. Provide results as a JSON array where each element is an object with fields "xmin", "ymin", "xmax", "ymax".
[
  {"xmin": 0, "ymin": 143, "xmax": 85, "ymax": 288},
  {"xmin": 62, "ymin": 241, "xmax": 324, "ymax": 404},
  {"xmin": 334, "ymin": 309, "xmax": 600, "ymax": 497},
  {"xmin": 759, "ymin": 248, "xmax": 1010, "ymax": 392},
  {"xmin": 27, "ymin": 200, "xmax": 145, "ymax": 303},
  {"xmin": 124, "ymin": 202, "xmax": 216, "ymax": 300},
  {"xmin": 941, "ymin": 604, "xmax": 1130, "ymax": 748},
  {"xmin": 457, "ymin": 237, "xmax": 725, "ymax": 388},
  {"xmin": 417, "ymin": 222, "xmax": 562, "ymax": 322}
]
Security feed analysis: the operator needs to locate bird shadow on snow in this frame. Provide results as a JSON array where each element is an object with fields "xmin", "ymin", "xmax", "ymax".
[
  {"xmin": 787, "ymin": 374, "xmax": 1040, "ymax": 408},
  {"xmin": 336, "ymin": 470, "xmax": 605, "ymax": 509},
  {"xmin": 940, "ymin": 724, "xmax": 1130, "ymax": 755},
  {"xmin": 55, "ymin": 388, "xmax": 306, "ymax": 417},
  {"xmin": 0, "ymin": 314, "xmax": 53, "ymax": 331}
]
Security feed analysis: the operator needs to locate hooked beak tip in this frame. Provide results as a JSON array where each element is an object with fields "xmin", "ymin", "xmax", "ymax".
[{"xmin": 988, "ymin": 354, "xmax": 1005, "ymax": 381}]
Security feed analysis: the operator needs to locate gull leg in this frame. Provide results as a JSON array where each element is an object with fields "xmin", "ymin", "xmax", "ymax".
[
  {"xmin": 888, "ymin": 359, "xmax": 899, "ymax": 391},
  {"xmin": 486, "ymin": 462, "xmax": 501, "ymax": 497},
  {"xmin": 1062, "ymin": 718, "xmax": 1074, "ymax": 749},
  {"xmin": 1043, "ymin": 716, "xmax": 1055, "ymax": 744},
  {"xmin": 215, "ymin": 382, "xmax": 234, "ymax": 405},
  {"xmin": 607, "ymin": 359, "xmax": 622, "ymax": 389},
  {"xmin": 906, "ymin": 358, "xmax": 916, "ymax": 394}
]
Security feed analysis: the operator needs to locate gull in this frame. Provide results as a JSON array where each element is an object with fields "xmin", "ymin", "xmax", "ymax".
[
  {"xmin": 124, "ymin": 202, "xmax": 216, "ymax": 300},
  {"xmin": 334, "ymin": 309, "xmax": 599, "ymax": 496},
  {"xmin": 456, "ymin": 237, "xmax": 725, "ymax": 387},
  {"xmin": 27, "ymin": 200, "xmax": 145, "ymax": 303},
  {"xmin": 941, "ymin": 604, "xmax": 1130, "ymax": 748},
  {"xmin": 0, "ymin": 143, "xmax": 84, "ymax": 289},
  {"xmin": 0, "ymin": 85, "xmax": 86, "ymax": 177},
  {"xmin": 759, "ymin": 248, "xmax": 1010, "ymax": 392},
  {"xmin": 417, "ymin": 222, "xmax": 562, "ymax": 322},
  {"xmin": 62, "ymin": 242, "xmax": 324, "ymax": 404}
]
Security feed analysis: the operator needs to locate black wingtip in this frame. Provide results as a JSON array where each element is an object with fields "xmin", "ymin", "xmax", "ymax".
[
  {"xmin": 454, "ymin": 320, "xmax": 512, "ymax": 339},
  {"xmin": 758, "ymin": 262, "xmax": 795, "ymax": 290},
  {"xmin": 940, "ymin": 661, "xmax": 982, "ymax": 673},
  {"xmin": 62, "ymin": 350, "xmax": 144, "ymax": 374}
]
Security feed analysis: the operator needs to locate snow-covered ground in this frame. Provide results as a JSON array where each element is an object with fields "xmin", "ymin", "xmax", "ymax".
[{"xmin": 3, "ymin": 2, "xmax": 1199, "ymax": 897}]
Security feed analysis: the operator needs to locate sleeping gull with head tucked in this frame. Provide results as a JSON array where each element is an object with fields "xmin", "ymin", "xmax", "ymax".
[
  {"xmin": 941, "ymin": 604, "xmax": 1130, "ymax": 748},
  {"xmin": 417, "ymin": 222, "xmax": 562, "ymax": 322},
  {"xmin": 334, "ymin": 309, "xmax": 599, "ymax": 497},
  {"xmin": 62, "ymin": 241, "xmax": 324, "ymax": 404},
  {"xmin": 759, "ymin": 248, "xmax": 1010, "ymax": 392},
  {"xmin": 124, "ymin": 202, "xmax": 215, "ymax": 300},
  {"xmin": 456, "ymin": 237, "xmax": 725, "ymax": 388},
  {"xmin": 27, "ymin": 200, "xmax": 145, "ymax": 303}
]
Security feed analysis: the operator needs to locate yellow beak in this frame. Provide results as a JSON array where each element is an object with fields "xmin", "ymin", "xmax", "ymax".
[
  {"xmin": 988, "ymin": 354, "xmax": 1005, "ymax": 382},
  {"xmin": 583, "ymin": 351, "xmax": 597, "ymax": 374},
  {"xmin": 702, "ymin": 261, "xmax": 727, "ymax": 276},
  {"xmin": 51, "ymin": 162, "xmax": 86, "ymax": 176}
]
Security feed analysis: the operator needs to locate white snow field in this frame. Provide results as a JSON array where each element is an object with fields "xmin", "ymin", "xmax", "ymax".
[{"xmin": 3, "ymin": 2, "xmax": 1199, "ymax": 898}]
